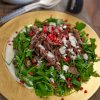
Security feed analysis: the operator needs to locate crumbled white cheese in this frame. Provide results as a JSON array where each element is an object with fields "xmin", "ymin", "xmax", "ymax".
[
  {"xmin": 76, "ymin": 46, "xmax": 79, "ymax": 48},
  {"xmin": 63, "ymin": 54, "xmax": 67, "ymax": 58},
  {"xmin": 59, "ymin": 46, "xmax": 66, "ymax": 55},
  {"xmin": 78, "ymin": 49, "xmax": 81, "ymax": 52},
  {"xmin": 62, "ymin": 37, "xmax": 68, "ymax": 47},
  {"xmin": 29, "ymin": 81, "xmax": 33, "ymax": 86},
  {"xmin": 69, "ymin": 33, "xmax": 77, "ymax": 48},
  {"xmin": 83, "ymin": 53, "xmax": 88, "ymax": 60},
  {"xmin": 50, "ymin": 78, "xmax": 54, "ymax": 83},
  {"xmin": 68, "ymin": 48, "xmax": 75, "ymax": 55},
  {"xmin": 49, "ymin": 22, "xmax": 56, "ymax": 26},
  {"xmin": 71, "ymin": 55, "xmax": 76, "ymax": 60},
  {"xmin": 60, "ymin": 26, "xmax": 63, "ymax": 31},
  {"xmin": 47, "ymin": 51, "xmax": 54, "ymax": 58},
  {"xmin": 38, "ymin": 44, "xmax": 45, "ymax": 50},
  {"xmin": 51, "ymin": 72, "xmax": 53, "ymax": 76},
  {"xmin": 39, "ymin": 27, "xmax": 42, "ymax": 31},
  {"xmin": 63, "ymin": 25, "xmax": 67, "ymax": 29},
  {"xmin": 63, "ymin": 65, "xmax": 69, "ymax": 72},
  {"xmin": 60, "ymin": 74, "xmax": 66, "ymax": 80}
]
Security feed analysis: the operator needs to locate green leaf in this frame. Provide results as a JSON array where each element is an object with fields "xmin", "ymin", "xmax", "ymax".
[
  {"xmin": 92, "ymin": 71, "xmax": 100, "ymax": 77},
  {"xmin": 72, "ymin": 79, "xmax": 81, "ymax": 87},
  {"xmin": 34, "ymin": 19, "xmax": 43, "ymax": 27},
  {"xmin": 76, "ymin": 22, "xmax": 86, "ymax": 31}
]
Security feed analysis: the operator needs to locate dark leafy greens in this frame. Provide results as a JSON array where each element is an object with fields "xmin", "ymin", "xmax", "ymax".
[{"xmin": 12, "ymin": 17, "xmax": 100, "ymax": 97}]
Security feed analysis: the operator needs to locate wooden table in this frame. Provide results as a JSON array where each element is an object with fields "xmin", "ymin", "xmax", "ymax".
[{"xmin": 0, "ymin": 0, "xmax": 100, "ymax": 100}]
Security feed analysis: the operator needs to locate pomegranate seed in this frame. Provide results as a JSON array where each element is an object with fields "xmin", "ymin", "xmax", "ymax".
[
  {"xmin": 67, "ymin": 84, "xmax": 73, "ymax": 88},
  {"xmin": 77, "ymin": 77, "xmax": 81, "ymax": 81},
  {"xmin": 80, "ymin": 87, "xmax": 83, "ymax": 91},
  {"xmin": 64, "ymin": 57, "xmax": 70, "ymax": 62},
  {"xmin": 61, "ymin": 34, "xmax": 65, "ymax": 38},
  {"xmin": 20, "ymin": 80, "xmax": 24, "ymax": 85},
  {"xmin": 61, "ymin": 98, "xmax": 64, "ymax": 100},
  {"xmin": 29, "ymin": 31, "xmax": 34, "ymax": 36},
  {"xmin": 52, "ymin": 26, "xmax": 55, "ymax": 30},
  {"xmin": 84, "ymin": 90, "xmax": 88, "ymax": 93},
  {"xmin": 29, "ymin": 72, "xmax": 33, "ymax": 75},
  {"xmin": 46, "ymin": 36, "xmax": 49, "ymax": 41},
  {"xmin": 66, "ymin": 77, "xmax": 72, "ymax": 81},
  {"xmin": 43, "ymin": 26, "xmax": 47, "ymax": 33},
  {"xmin": 53, "ymin": 37, "xmax": 57, "ymax": 41}
]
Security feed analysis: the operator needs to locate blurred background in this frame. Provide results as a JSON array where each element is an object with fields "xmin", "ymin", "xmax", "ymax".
[{"xmin": 0, "ymin": 0, "xmax": 100, "ymax": 100}]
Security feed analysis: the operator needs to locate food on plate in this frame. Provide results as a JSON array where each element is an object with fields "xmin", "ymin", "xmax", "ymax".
[{"xmin": 11, "ymin": 17, "xmax": 100, "ymax": 97}]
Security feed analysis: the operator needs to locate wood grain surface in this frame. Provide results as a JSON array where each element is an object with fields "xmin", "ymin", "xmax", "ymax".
[
  {"xmin": 0, "ymin": 0, "xmax": 100, "ymax": 100},
  {"xmin": 0, "ymin": 11, "xmax": 100, "ymax": 100}
]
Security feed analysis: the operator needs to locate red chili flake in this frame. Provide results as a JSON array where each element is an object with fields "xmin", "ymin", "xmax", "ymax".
[
  {"xmin": 19, "ymin": 80, "xmax": 24, "ymax": 85},
  {"xmin": 86, "ymin": 34, "xmax": 89, "ymax": 36},
  {"xmin": 84, "ymin": 90, "xmax": 88, "ymax": 93},
  {"xmin": 66, "ymin": 77, "xmax": 72, "ymax": 81},
  {"xmin": 67, "ymin": 84, "xmax": 73, "ymax": 88},
  {"xmin": 64, "ymin": 57, "xmax": 70, "ymax": 62},
  {"xmin": 61, "ymin": 97, "xmax": 64, "ymax": 100},
  {"xmin": 29, "ymin": 72, "xmax": 33, "ymax": 75},
  {"xmin": 43, "ymin": 26, "xmax": 47, "ymax": 33},
  {"xmin": 80, "ymin": 87, "xmax": 83, "ymax": 91},
  {"xmin": 77, "ymin": 77, "xmax": 81, "ymax": 81},
  {"xmin": 29, "ymin": 31, "xmax": 34, "ymax": 36}
]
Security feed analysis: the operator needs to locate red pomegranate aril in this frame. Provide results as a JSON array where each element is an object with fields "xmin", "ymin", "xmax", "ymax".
[
  {"xmin": 43, "ymin": 26, "xmax": 47, "ymax": 33},
  {"xmin": 29, "ymin": 72, "xmax": 33, "ymax": 75},
  {"xmin": 80, "ymin": 87, "xmax": 83, "ymax": 91},
  {"xmin": 67, "ymin": 84, "xmax": 73, "ymax": 88},
  {"xmin": 29, "ymin": 31, "xmax": 34, "ymax": 36},
  {"xmin": 20, "ymin": 80, "xmax": 24, "ymax": 85},
  {"xmin": 77, "ymin": 77, "xmax": 81, "ymax": 81},
  {"xmin": 61, "ymin": 98, "xmax": 64, "ymax": 100},
  {"xmin": 84, "ymin": 90, "xmax": 88, "ymax": 93},
  {"xmin": 53, "ymin": 37, "xmax": 57, "ymax": 41},
  {"xmin": 52, "ymin": 26, "xmax": 55, "ymax": 30},
  {"xmin": 64, "ymin": 57, "xmax": 70, "ymax": 62},
  {"xmin": 46, "ymin": 36, "xmax": 49, "ymax": 41},
  {"xmin": 66, "ymin": 77, "xmax": 72, "ymax": 81},
  {"xmin": 15, "ymin": 31, "xmax": 18, "ymax": 34},
  {"xmin": 62, "ymin": 34, "xmax": 65, "ymax": 38}
]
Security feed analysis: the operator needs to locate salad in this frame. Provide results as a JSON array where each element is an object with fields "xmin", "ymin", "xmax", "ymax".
[{"xmin": 12, "ymin": 17, "xmax": 100, "ymax": 97}]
